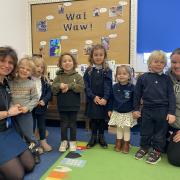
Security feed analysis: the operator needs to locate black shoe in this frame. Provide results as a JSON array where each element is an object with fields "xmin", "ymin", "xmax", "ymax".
[
  {"xmin": 86, "ymin": 135, "xmax": 97, "ymax": 148},
  {"xmin": 29, "ymin": 142, "xmax": 41, "ymax": 164},
  {"xmin": 34, "ymin": 150, "xmax": 41, "ymax": 164},
  {"xmin": 98, "ymin": 134, "xmax": 108, "ymax": 148}
]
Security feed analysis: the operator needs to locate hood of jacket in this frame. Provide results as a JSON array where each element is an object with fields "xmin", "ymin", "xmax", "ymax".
[{"xmin": 56, "ymin": 69, "xmax": 78, "ymax": 76}]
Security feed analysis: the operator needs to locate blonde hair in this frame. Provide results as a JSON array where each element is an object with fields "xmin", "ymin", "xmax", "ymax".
[
  {"xmin": 147, "ymin": 50, "xmax": 167, "ymax": 67},
  {"xmin": 115, "ymin": 65, "xmax": 132, "ymax": 82},
  {"xmin": 32, "ymin": 56, "xmax": 47, "ymax": 77},
  {"xmin": 17, "ymin": 57, "xmax": 35, "ymax": 75}
]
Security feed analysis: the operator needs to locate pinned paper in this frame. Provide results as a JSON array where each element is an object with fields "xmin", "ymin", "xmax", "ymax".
[
  {"xmin": 109, "ymin": 34, "xmax": 118, "ymax": 39},
  {"xmin": 46, "ymin": 15, "xmax": 54, "ymax": 20},
  {"xmin": 64, "ymin": 2, "xmax": 72, "ymax": 7},
  {"xmin": 60, "ymin": 35, "xmax": 68, "ymax": 40},
  {"xmin": 100, "ymin": 8, "xmax": 107, "ymax": 13},
  {"xmin": 36, "ymin": 20, "xmax": 47, "ymax": 32}
]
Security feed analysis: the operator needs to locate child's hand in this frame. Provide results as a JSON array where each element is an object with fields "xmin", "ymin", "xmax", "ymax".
[
  {"xmin": 61, "ymin": 84, "xmax": 69, "ymax": 93},
  {"xmin": 38, "ymin": 100, "xmax": 45, "ymax": 106},
  {"xmin": 173, "ymin": 130, "xmax": 180, "ymax": 143},
  {"xmin": 108, "ymin": 111, "xmax": 112, "ymax": 117},
  {"xmin": 60, "ymin": 83, "xmax": 66, "ymax": 90},
  {"xmin": 166, "ymin": 114, "xmax": 176, "ymax": 124},
  {"xmin": 19, "ymin": 106, "xmax": 29, "ymax": 113},
  {"xmin": 94, "ymin": 96, "xmax": 101, "ymax": 105},
  {"xmin": 133, "ymin": 111, "xmax": 141, "ymax": 119},
  {"xmin": 99, "ymin": 98, "xmax": 107, "ymax": 106}
]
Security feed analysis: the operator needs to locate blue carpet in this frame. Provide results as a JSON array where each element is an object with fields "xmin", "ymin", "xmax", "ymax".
[{"xmin": 25, "ymin": 126, "xmax": 140, "ymax": 180}]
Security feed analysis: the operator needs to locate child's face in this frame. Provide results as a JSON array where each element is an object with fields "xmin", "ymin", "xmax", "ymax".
[
  {"xmin": 93, "ymin": 49, "xmax": 105, "ymax": 65},
  {"xmin": 116, "ymin": 67, "xmax": 130, "ymax": 84},
  {"xmin": 61, "ymin": 55, "xmax": 74, "ymax": 72},
  {"xmin": 18, "ymin": 62, "xmax": 32, "ymax": 79},
  {"xmin": 149, "ymin": 59, "xmax": 166, "ymax": 73},
  {"xmin": 35, "ymin": 63, "xmax": 44, "ymax": 77}
]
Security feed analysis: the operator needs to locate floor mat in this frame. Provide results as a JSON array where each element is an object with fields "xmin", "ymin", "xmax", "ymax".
[{"xmin": 41, "ymin": 142, "xmax": 180, "ymax": 180}]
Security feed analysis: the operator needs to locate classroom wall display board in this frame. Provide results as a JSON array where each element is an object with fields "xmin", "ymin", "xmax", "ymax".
[{"xmin": 28, "ymin": 0, "xmax": 137, "ymax": 66}]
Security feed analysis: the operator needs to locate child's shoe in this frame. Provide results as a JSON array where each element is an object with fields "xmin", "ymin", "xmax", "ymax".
[
  {"xmin": 59, "ymin": 140, "xmax": 68, "ymax": 152},
  {"xmin": 69, "ymin": 141, "xmax": 77, "ymax": 151},
  {"xmin": 135, "ymin": 148, "xmax": 148, "ymax": 160},
  {"xmin": 40, "ymin": 139, "xmax": 52, "ymax": 152},
  {"xmin": 98, "ymin": 134, "xmax": 108, "ymax": 148},
  {"xmin": 123, "ymin": 141, "xmax": 130, "ymax": 154},
  {"xmin": 37, "ymin": 146, "xmax": 44, "ymax": 155},
  {"xmin": 146, "ymin": 149, "xmax": 161, "ymax": 165},
  {"xmin": 86, "ymin": 135, "xmax": 97, "ymax": 148},
  {"xmin": 114, "ymin": 139, "xmax": 123, "ymax": 152}
]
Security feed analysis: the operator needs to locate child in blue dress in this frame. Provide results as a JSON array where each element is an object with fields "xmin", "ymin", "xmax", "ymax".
[
  {"xmin": 84, "ymin": 44, "xmax": 112, "ymax": 148},
  {"xmin": 108, "ymin": 65, "xmax": 136, "ymax": 153}
]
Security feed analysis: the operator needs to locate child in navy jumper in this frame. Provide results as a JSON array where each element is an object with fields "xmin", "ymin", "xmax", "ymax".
[
  {"xmin": 83, "ymin": 44, "xmax": 112, "ymax": 149},
  {"xmin": 133, "ymin": 50, "xmax": 176, "ymax": 164},
  {"xmin": 108, "ymin": 65, "xmax": 136, "ymax": 153},
  {"xmin": 32, "ymin": 56, "xmax": 52, "ymax": 152}
]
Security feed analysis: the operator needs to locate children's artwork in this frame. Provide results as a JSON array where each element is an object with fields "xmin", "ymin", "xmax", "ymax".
[
  {"xmin": 58, "ymin": 4, "xmax": 64, "ymax": 14},
  {"xmin": 61, "ymin": 158, "xmax": 87, "ymax": 168},
  {"xmin": 70, "ymin": 49, "xmax": 78, "ymax": 60},
  {"xmin": 116, "ymin": 5, "xmax": 124, "ymax": 16},
  {"xmin": 111, "ymin": 21, "xmax": 117, "ymax": 29},
  {"xmin": 101, "ymin": 36, "xmax": 110, "ymax": 50},
  {"xmin": 36, "ymin": 20, "xmax": 47, "ymax": 32},
  {"xmin": 109, "ymin": 6, "xmax": 117, "ymax": 17},
  {"xmin": 106, "ymin": 21, "xmax": 116, "ymax": 30},
  {"xmin": 93, "ymin": 7, "xmax": 100, "ymax": 16},
  {"xmin": 49, "ymin": 38, "xmax": 61, "ymax": 57},
  {"xmin": 78, "ymin": 64, "xmax": 88, "ymax": 75},
  {"xmin": 84, "ymin": 40, "xmax": 93, "ymax": 55}
]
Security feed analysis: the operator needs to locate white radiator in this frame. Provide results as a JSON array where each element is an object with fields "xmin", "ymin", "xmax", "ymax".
[{"xmin": 47, "ymin": 65, "xmax": 59, "ymax": 80}]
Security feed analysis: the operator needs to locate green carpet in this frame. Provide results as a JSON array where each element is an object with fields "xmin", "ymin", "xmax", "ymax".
[{"xmin": 41, "ymin": 142, "xmax": 180, "ymax": 180}]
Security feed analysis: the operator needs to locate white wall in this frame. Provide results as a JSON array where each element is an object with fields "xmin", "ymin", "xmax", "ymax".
[
  {"xmin": 0, "ymin": 0, "xmax": 27, "ymax": 58},
  {"xmin": 135, "ymin": 53, "xmax": 148, "ymax": 72}
]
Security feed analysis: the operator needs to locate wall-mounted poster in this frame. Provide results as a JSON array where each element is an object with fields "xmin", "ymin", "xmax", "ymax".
[
  {"xmin": 30, "ymin": 0, "xmax": 137, "ymax": 65},
  {"xmin": 49, "ymin": 38, "xmax": 61, "ymax": 57},
  {"xmin": 36, "ymin": 20, "xmax": 47, "ymax": 32}
]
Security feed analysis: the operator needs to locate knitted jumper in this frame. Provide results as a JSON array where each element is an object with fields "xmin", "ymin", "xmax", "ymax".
[{"xmin": 9, "ymin": 78, "xmax": 39, "ymax": 112}]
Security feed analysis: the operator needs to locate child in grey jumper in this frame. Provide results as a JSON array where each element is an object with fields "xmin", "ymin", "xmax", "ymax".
[{"xmin": 9, "ymin": 57, "xmax": 39, "ymax": 141}]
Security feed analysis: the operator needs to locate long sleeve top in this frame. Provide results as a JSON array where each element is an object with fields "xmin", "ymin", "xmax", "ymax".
[
  {"xmin": 168, "ymin": 70, "xmax": 180, "ymax": 129},
  {"xmin": 9, "ymin": 78, "xmax": 39, "ymax": 112},
  {"xmin": 33, "ymin": 77, "xmax": 52, "ymax": 114},
  {"xmin": 83, "ymin": 67, "xmax": 112, "ymax": 102},
  {"xmin": 108, "ymin": 83, "xmax": 134, "ymax": 113},
  {"xmin": 134, "ymin": 72, "xmax": 176, "ymax": 115}
]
